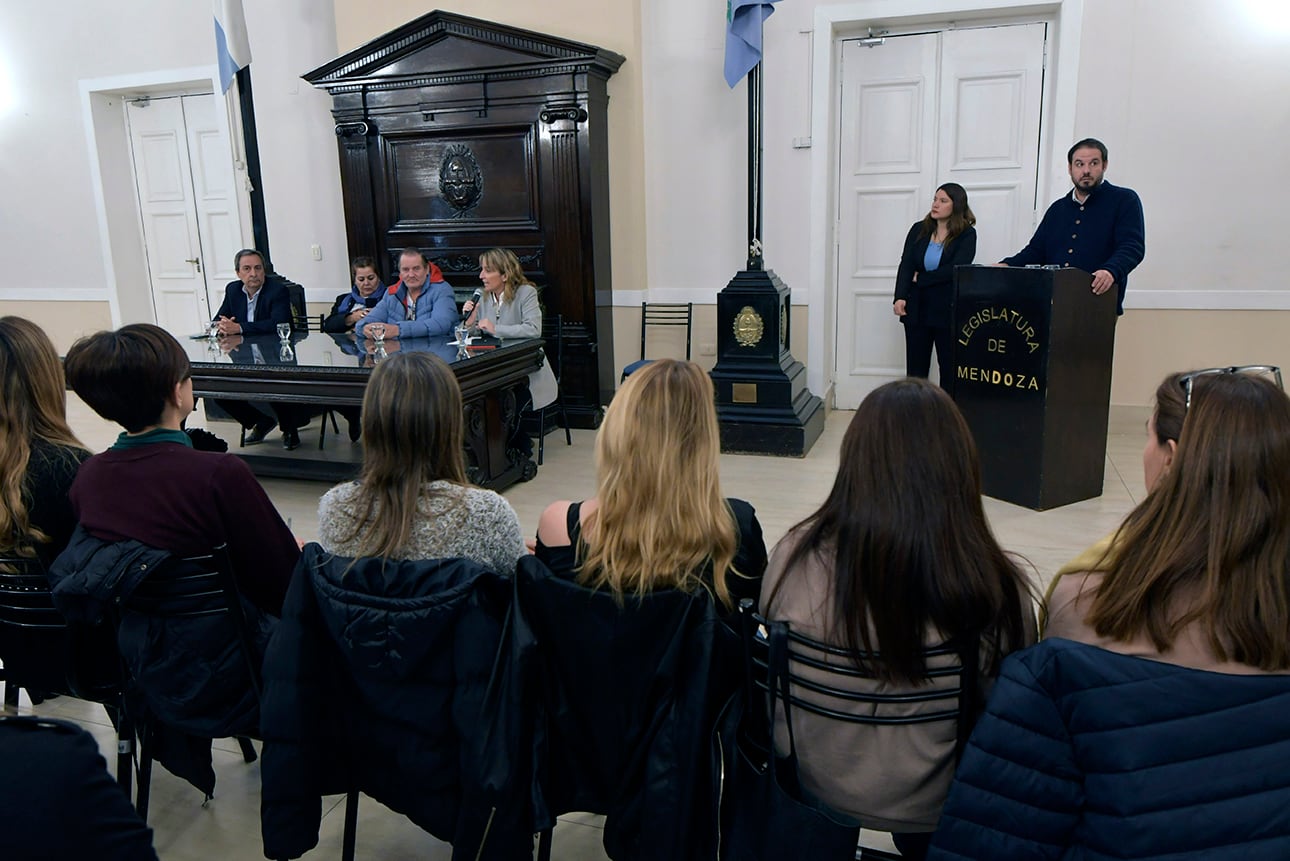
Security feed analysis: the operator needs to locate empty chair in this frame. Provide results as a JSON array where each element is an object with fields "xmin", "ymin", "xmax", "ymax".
[{"xmin": 620, "ymin": 302, "xmax": 692, "ymax": 380}]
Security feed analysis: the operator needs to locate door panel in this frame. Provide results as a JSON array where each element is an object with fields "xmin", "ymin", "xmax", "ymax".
[
  {"xmin": 834, "ymin": 34, "xmax": 938, "ymax": 409},
  {"xmin": 182, "ymin": 95, "xmax": 240, "ymax": 298},
  {"xmin": 939, "ymin": 23, "xmax": 1046, "ymax": 267},
  {"xmin": 833, "ymin": 23, "xmax": 1047, "ymax": 409},
  {"xmin": 127, "ymin": 94, "xmax": 241, "ymax": 336}
]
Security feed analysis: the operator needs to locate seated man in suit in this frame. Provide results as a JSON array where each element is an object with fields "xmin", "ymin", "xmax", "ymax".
[
  {"xmin": 212, "ymin": 248, "xmax": 310, "ymax": 450},
  {"xmin": 356, "ymin": 248, "xmax": 457, "ymax": 340}
]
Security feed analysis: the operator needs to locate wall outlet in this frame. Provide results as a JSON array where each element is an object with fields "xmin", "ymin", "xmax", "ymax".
[
  {"xmin": 699, "ymin": 342, "xmax": 716, "ymax": 356},
  {"xmin": 310, "ymin": 244, "xmax": 322, "ymax": 261}
]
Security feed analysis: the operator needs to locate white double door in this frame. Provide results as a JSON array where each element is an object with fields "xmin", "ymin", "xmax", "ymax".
[
  {"xmin": 833, "ymin": 23, "xmax": 1047, "ymax": 409},
  {"xmin": 126, "ymin": 94, "xmax": 242, "ymax": 336}
]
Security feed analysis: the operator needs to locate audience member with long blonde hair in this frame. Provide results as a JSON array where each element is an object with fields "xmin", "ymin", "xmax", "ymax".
[
  {"xmin": 535, "ymin": 359, "xmax": 766, "ymax": 609},
  {"xmin": 931, "ymin": 371, "xmax": 1290, "ymax": 860},
  {"xmin": 0, "ymin": 317, "xmax": 90, "ymax": 568},
  {"xmin": 318, "ymin": 351, "xmax": 525, "ymax": 574}
]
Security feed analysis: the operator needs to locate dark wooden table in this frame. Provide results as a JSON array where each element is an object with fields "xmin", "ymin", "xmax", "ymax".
[{"xmin": 182, "ymin": 331, "xmax": 543, "ymax": 489}]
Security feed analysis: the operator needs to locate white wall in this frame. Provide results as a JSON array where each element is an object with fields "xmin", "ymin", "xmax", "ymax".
[{"xmin": 0, "ymin": 0, "xmax": 347, "ymax": 328}]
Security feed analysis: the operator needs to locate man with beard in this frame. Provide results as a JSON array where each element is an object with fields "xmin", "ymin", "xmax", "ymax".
[{"xmin": 1001, "ymin": 138, "xmax": 1145, "ymax": 314}]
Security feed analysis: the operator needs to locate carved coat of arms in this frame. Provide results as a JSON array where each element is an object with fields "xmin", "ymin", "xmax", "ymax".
[{"xmin": 439, "ymin": 144, "xmax": 483, "ymax": 216}]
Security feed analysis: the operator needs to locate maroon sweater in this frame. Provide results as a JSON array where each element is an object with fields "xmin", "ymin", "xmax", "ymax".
[{"xmin": 69, "ymin": 442, "xmax": 297, "ymax": 615}]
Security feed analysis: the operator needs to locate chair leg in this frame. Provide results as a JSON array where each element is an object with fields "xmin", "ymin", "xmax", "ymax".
[
  {"xmin": 115, "ymin": 705, "xmax": 133, "ymax": 799},
  {"xmin": 560, "ymin": 398, "xmax": 571, "ymax": 446},
  {"xmin": 136, "ymin": 719, "xmax": 154, "ymax": 822},
  {"xmin": 537, "ymin": 827, "xmax": 553, "ymax": 861},
  {"xmin": 341, "ymin": 789, "xmax": 359, "ymax": 861},
  {"xmin": 537, "ymin": 406, "xmax": 546, "ymax": 466},
  {"xmin": 236, "ymin": 735, "xmax": 258, "ymax": 763}
]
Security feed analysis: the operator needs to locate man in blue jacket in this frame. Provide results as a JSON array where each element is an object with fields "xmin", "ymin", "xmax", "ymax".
[
  {"xmin": 357, "ymin": 248, "xmax": 457, "ymax": 339},
  {"xmin": 1001, "ymin": 138, "xmax": 1145, "ymax": 314}
]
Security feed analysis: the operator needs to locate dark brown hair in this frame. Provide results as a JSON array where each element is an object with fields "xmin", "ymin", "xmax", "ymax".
[
  {"xmin": 1153, "ymin": 372, "xmax": 1187, "ymax": 446},
  {"xmin": 770, "ymin": 378, "xmax": 1032, "ymax": 683},
  {"xmin": 919, "ymin": 182, "xmax": 977, "ymax": 245},
  {"xmin": 64, "ymin": 324, "xmax": 191, "ymax": 433},
  {"xmin": 1087, "ymin": 374, "xmax": 1290, "ymax": 669}
]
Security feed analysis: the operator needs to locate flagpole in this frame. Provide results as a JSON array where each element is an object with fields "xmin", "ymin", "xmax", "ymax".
[{"xmin": 746, "ymin": 62, "xmax": 764, "ymax": 271}]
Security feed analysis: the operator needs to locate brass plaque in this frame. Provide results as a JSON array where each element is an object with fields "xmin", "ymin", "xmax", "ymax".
[{"xmin": 732, "ymin": 383, "xmax": 758, "ymax": 403}]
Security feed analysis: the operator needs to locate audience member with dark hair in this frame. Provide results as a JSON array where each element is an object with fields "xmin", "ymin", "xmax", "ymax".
[
  {"xmin": 535, "ymin": 359, "xmax": 767, "ymax": 611},
  {"xmin": 0, "ymin": 716, "xmax": 158, "ymax": 860},
  {"xmin": 761, "ymin": 378, "xmax": 1035, "ymax": 860},
  {"xmin": 931, "ymin": 371, "xmax": 1290, "ymax": 860},
  {"xmin": 0, "ymin": 317, "xmax": 90, "ymax": 568},
  {"xmin": 61, "ymin": 323, "xmax": 298, "ymax": 614},
  {"xmin": 317, "ymin": 351, "xmax": 525, "ymax": 574}
]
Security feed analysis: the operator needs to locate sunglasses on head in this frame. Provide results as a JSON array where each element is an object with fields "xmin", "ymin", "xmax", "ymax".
[{"xmin": 1178, "ymin": 365, "xmax": 1283, "ymax": 409}]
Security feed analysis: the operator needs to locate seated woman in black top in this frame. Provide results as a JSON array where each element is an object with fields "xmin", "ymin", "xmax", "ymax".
[
  {"xmin": 0, "ymin": 316, "xmax": 91, "ymax": 569},
  {"xmin": 535, "ymin": 359, "xmax": 766, "ymax": 611}
]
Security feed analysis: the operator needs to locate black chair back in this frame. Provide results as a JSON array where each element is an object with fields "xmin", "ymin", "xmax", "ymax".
[
  {"xmin": 0, "ymin": 554, "xmax": 121, "ymax": 707},
  {"xmin": 640, "ymin": 302, "xmax": 693, "ymax": 361},
  {"xmin": 740, "ymin": 603, "xmax": 978, "ymax": 755}
]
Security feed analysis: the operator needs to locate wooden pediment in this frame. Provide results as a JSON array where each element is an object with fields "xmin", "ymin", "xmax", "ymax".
[{"xmin": 302, "ymin": 10, "xmax": 624, "ymax": 92}]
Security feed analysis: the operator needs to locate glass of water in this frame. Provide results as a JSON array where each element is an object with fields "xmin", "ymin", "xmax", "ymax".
[
  {"xmin": 277, "ymin": 322, "xmax": 291, "ymax": 341},
  {"xmin": 454, "ymin": 323, "xmax": 470, "ymax": 346},
  {"xmin": 209, "ymin": 320, "xmax": 221, "ymax": 339},
  {"xmin": 368, "ymin": 322, "xmax": 386, "ymax": 343}
]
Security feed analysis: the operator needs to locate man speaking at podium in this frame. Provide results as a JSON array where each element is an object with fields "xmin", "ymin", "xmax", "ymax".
[{"xmin": 1001, "ymin": 138, "xmax": 1145, "ymax": 314}]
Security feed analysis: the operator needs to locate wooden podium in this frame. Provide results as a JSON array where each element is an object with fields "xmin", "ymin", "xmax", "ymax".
[{"xmin": 951, "ymin": 266, "xmax": 1117, "ymax": 510}]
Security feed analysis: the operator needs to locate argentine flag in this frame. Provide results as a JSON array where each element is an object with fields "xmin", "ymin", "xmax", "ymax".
[
  {"xmin": 215, "ymin": 0, "xmax": 252, "ymax": 94},
  {"xmin": 724, "ymin": 0, "xmax": 782, "ymax": 88}
]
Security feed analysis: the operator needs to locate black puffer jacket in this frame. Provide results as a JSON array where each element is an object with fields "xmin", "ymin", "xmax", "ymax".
[
  {"xmin": 259, "ymin": 543, "xmax": 509, "ymax": 861},
  {"xmin": 49, "ymin": 525, "xmax": 271, "ymax": 796}
]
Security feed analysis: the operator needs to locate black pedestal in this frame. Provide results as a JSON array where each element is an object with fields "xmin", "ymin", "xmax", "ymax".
[
  {"xmin": 710, "ymin": 269, "xmax": 824, "ymax": 456},
  {"xmin": 951, "ymin": 265, "xmax": 1117, "ymax": 510}
]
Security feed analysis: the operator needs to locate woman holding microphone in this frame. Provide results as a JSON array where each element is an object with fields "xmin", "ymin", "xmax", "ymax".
[{"xmin": 893, "ymin": 183, "xmax": 977, "ymax": 382}]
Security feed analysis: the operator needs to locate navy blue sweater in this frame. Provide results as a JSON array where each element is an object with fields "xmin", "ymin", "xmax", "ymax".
[
  {"xmin": 929, "ymin": 638, "xmax": 1290, "ymax": 860},
  {"xmin": 1002, "ymin": 180, "xmax": 1145, "ymax": 313}
]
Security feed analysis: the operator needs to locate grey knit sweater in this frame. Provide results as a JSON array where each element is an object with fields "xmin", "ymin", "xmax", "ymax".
[{"xmin": 317, "ymin": 479, "xmax": 526, "ymax": 575}]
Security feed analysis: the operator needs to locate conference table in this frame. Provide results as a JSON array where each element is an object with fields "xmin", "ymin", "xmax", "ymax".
[{"xmin": 181, "ymin": 331, "xmax": 544, "ymax": 490}]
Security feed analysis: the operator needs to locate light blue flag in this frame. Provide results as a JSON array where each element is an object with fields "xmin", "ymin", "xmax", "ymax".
[
  {"xmin": 724, "ymin": 0, "xmax": 783, "ymax": 88},
  {"xmin": 215, "ymin": 0, "xmax": 252, "ymax": 94}
]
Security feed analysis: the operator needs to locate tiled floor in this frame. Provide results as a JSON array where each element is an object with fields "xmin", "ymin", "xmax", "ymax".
[{"xmin": 5, "ymin": 398, "xmax": 1152, "ymax": 859}]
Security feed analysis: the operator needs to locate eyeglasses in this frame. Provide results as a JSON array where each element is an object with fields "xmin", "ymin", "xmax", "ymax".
[{"xmin": 1178, "ymin": 365, "xmax": 1283, "ymax": 409}]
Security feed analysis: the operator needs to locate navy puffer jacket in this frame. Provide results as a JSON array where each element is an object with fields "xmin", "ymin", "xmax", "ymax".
[
  {"xmin": 259, "ymin": 543, "xmax": 508, "ymax": 860},
  {"xmin": 930, "ymin": 638, "xmax": 1290, "ymax": 860}
]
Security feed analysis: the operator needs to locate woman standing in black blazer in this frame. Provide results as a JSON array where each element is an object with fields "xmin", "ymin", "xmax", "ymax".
[{"xmin": 893, "ymin": 183, "xmax": 977, "ymax": 381}]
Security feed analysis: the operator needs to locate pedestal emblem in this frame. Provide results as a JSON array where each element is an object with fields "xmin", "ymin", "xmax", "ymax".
[{"xmin": 733, "ymin": 306, "xmax": 764, "ymax": 347}]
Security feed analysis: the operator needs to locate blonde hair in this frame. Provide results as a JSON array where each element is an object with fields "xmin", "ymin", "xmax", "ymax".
[
  {"xmin": 578, "ymin": 359, "xmax": 737, "ymax": 607},
  {"xmin": 332, "ymin": 352, "xmax": 467, "ymax": 559},
  {"xmin": 478, "ymin": 248, "xmax": 532, "ymax": 306},
  {"xmin": 0, "ymin": 317, "xmax": 85, "ymax": 557}
]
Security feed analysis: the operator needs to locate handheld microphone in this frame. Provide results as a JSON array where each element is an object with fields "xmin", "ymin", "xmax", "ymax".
[{"xmin": 463, "ymin": 288, "xmax": 483, "ymax": 317}]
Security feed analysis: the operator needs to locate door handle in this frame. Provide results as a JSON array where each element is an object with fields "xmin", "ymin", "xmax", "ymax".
[{"xmin": 186, "ymin": 257, "xmax": 202, "ymax": 273}]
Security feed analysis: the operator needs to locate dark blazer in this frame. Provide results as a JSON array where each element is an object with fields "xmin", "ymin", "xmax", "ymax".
[
  {"xmin": 893, "ymin": 223, "xmax": 977, "ymax": 330},
  {"xmin": 213, "ymin": 277, "xmax": 293, "ymax": 336}
]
